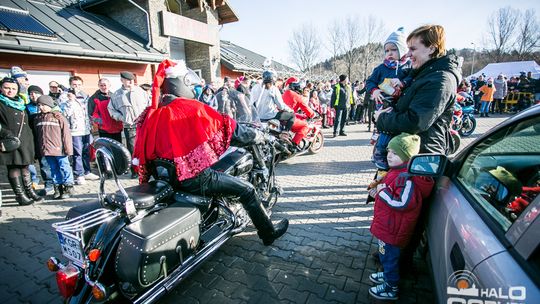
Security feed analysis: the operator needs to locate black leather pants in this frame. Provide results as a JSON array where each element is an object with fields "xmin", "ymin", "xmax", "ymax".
[{"xmin": 179, "ymin": 168, "xmax": 274, "ymax": 238}]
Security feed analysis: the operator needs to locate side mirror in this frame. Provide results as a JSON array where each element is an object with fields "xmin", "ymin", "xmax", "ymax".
[{"xmin": 408, "ymin": 154, "xmax": 447, "ymax": 177}]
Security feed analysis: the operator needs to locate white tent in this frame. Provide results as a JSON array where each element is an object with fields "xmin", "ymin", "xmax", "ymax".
[{"xmin": 469, "ymin": 61, "xmax": 540, "ymax": 79}]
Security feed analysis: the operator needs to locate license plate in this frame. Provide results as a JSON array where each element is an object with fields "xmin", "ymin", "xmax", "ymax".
[{"xmin": 56, "ymin": 232, "xmax": 84, "ymax": 266}]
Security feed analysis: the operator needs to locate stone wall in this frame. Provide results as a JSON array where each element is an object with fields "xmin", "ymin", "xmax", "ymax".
[{"xmin": 182, "ymin": 5, "xmax": 221, "ymax": 82}]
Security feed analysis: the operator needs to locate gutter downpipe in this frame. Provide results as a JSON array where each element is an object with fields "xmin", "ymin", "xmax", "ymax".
[{"xmin": 126, "ymin": 0, "xmax": 152, "ymax": 49}]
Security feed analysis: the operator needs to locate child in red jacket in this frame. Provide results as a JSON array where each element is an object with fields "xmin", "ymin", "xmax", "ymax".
[{"xmin": 368, "ymin": 133, "xmax": 434, "ymax": 301}]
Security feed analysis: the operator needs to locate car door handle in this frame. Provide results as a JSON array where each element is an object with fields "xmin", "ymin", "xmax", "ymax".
[{"xmin": 450, "ymin": 243, "xmax": 465, "ymax": 272}]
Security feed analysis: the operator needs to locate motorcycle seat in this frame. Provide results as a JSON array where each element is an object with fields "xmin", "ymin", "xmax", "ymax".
[{"xmin": 106, "ymin": 180, "xmax": 174, "ymax": 210}]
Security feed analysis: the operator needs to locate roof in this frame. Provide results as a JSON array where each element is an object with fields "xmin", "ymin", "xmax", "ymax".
[
  {"xmin": 0, "ymin": 0, "xmax": 164, "ymax": 63},
  {"xmin": 185, "ymin": 0, "xmax": 238, "ymax": 25},
  {"xmin": 220, "ymin": 40, "xmax": 298, "ymax": 76},
  {"xmin": 470, "ymin": 61, "xmax": 540, "ymax": 79}
]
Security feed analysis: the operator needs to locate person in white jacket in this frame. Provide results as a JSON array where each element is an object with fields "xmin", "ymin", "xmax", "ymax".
[
  {"xmin": 250, "ymin": 71, "xmax": 294, "ymax": 129},
  {"xmin": 59, "ymin": 76, "xmax": 99, "ymax": 185}
]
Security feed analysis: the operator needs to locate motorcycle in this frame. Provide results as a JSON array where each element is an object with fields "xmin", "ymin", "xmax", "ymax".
[
  {"xmin": 265, "ymin": 115, "xmax": 324, "ymax": 162},
  {"xmin": 452, "ymin": 94, "xmax": 477, "ymax": 137},
  {"xmin": 46, "ymin": 132, "xmax": 280, "ymax": 303}
]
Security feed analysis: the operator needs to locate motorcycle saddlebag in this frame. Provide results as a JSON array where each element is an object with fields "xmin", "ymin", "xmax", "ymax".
[{"xmin": 115, "ymin": 202, "xmax": 201, "ymax": 291}]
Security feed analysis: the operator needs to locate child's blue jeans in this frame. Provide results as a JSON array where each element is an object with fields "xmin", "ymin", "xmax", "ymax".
[
  {"xmin": 372, "ymin": 133, "xmax": 392, "ymax": 170},
  {"xmin": 46, "ymin": 156, "xmax": 74, "ymax": 185},
  {"xmin": 378, "ymin": 239, "xmax": 400, "ymax": 287}
]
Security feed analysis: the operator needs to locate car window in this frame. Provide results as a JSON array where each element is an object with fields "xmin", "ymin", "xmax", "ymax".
[{"xmin": 456, "ymin": 116, "xmax": 540, "ymax": 232}]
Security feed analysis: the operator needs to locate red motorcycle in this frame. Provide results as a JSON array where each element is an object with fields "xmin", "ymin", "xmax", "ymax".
[{"xmin": 265, "ymin": 115, "xmax": 324, "ymax": 160}]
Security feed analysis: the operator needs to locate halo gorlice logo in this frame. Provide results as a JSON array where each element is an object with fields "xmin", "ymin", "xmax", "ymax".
[{"xmin": 447, "ymin": 270, "xmax": 526, "ymax": 304}]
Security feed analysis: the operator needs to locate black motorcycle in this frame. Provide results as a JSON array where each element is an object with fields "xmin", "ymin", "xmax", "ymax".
[{"xmin": 46, "ymin": 135, "xmax": 280, "ymax": 303}]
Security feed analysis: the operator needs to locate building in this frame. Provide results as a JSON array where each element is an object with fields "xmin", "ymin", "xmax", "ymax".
[
  {"xmin": 0, "ymin": 0, "xmax": 238, "ymax": 93},
  {"xmin": 220, "ymin": 40, "xmax": 298, "ymax": 80}
]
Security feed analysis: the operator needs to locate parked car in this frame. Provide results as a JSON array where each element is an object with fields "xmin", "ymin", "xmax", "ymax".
[{"xmin": 409, "ymin": 105, "xmax": 540, "ymax": 303}]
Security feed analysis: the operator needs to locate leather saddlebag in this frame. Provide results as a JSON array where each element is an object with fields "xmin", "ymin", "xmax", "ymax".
[{"xmin": 115, "ymin": 202, "xmax": 201, "ymax": 291}]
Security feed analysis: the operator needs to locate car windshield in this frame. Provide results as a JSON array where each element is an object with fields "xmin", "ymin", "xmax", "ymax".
[{"xmin": 457, "ymin": 116, "xmax": 540, "ymax": 231}]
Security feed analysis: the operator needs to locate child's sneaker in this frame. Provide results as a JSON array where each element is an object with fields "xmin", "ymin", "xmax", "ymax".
[
  {"xmin": 369, "ymin": 271, "xmax": 385, "ymax": 284},
  {"xmin": 369, "ymin": 282, "xmax": 398, "ymax": 300}
]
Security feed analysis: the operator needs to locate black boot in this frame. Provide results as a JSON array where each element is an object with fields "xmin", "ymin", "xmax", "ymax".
[
  {"xmin": 22, "ymin": 171, "xmax": 44, "ymax": 203},
  {"xmin": 53, "ymin": 185, "xmax": 62, "ymax": 200},
  {"xmin": 61, "ymin": 185, "xmax": 74, "ymax": 199},
  {"xmin": 8, "ymin": 176, "xmax": 34, "ymax": 206},
  {"xmin": 245, "ymin": 197, "xmax": 289, "ymax": 246}
]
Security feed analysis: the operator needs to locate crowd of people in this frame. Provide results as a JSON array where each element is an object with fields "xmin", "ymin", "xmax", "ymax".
[
  {"xmin": 457, "ymin": 71, "xmax": 540, "ymax": 116},
  {"xmin": 1, "ymin": 67, "xmax": 150, "ymax": 203},
  {"xmin": 2, "ymin": 21, "xmax": 540, "ymax": 301}
]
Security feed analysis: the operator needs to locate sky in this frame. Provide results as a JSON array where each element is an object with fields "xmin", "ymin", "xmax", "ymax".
[{"xmin": 220, "ymin": 0, "xmax": 540, "ymax": 68}]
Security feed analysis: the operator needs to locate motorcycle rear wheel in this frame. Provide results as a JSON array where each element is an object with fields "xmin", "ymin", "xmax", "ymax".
[
  {"xmin": 459, "ymin": 116, "xmax": 476, "ymax": 137},
  {"xmin": 308, "ymin": 132, "xmax": 324, "ymax": 154}
]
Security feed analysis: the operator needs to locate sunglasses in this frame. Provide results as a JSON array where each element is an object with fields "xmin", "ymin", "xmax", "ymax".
[{"xmin": 50, "ymin": 86, "xmax": 58, "ymax": 89}]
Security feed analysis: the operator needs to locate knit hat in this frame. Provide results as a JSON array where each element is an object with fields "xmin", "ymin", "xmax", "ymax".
[
  {"xmin": 339, "ymin": 74, "xmax": 347, "ymax": 82},
  {"xmin": 27, "ymin": 85, "xmax": 44, "ymax": 95},
  {"xmin": 10, "ymin": 66, "xmax": 27, "ymax": 79},
  {"xmin": 37, "ymin": 95, "xmax": 56, "ymax": 108},
  {"xmin": 387, "ymin": 133, "xmax": 421, "ymax": 162},
  {"xmin": 489, "ymin": 166, "xmax": 522, "ymax": 198},
  {"xmin": 384, "ymin": 27, "xmax": 408, "ymax": 59}
]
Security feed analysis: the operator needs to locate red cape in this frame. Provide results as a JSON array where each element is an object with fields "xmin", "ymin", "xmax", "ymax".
[{"xmin": 134, "ymin": 97, "xmax": 236, "ymax": 182}]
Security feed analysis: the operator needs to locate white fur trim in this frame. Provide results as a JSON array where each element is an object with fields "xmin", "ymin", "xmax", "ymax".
[{"xmin": 165, "ymin": 60, "xmax": 188, "ymax": 78}]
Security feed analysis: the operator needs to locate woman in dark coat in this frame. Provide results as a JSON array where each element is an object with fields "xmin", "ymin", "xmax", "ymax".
[
  {"xmin": 0, "ymin": 77, "xmax": 43, "ymax": 205},
  {"xmin": 373, "ymin": 24, "xmax": 461, "ymax": 274}
]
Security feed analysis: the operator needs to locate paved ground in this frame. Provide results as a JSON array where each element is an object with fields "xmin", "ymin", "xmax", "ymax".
[{"xmin": 0, "ymin": 114, "xmax": 509, "ymax": 303}]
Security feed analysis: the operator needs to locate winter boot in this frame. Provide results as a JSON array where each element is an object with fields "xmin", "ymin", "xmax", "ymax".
[
  {"xmin": 61, "ymin": 185, "xmax": 74, "ymax": 199},
  {"xmin": 8, "ymin": 176, "xmax": 34, "ymax": 206},
  {"xmin": 244, "ymin": 197, "xmax": 289, "ymax": 246},
  {"xmin": 53, "ymin": 185, "xmax": 62, "ymax": 200},
  {"xmin": 22, "ymin": 171, "xmax": 44, "ymax": 203}
]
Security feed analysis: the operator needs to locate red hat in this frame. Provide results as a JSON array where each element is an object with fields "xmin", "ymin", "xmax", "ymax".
[{"xmin": 285, "ymin": 77, "xmax": 299, "ymax": 87}]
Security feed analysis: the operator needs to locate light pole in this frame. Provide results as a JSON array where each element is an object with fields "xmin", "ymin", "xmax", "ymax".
[{"xmin": 470, "ymin": 42, "xmax": 476, "ymax": 76}]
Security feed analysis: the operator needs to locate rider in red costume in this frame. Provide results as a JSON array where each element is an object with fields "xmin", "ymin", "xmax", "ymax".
[
  {"xmin": 282, "ymin": 77, "xmax": 316, "ymax": 150},
  {"xmin": 133, "ymin": 59, "xmax": 288, "ymax": 246}
]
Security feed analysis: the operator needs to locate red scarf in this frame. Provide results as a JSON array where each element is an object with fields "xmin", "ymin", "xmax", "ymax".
[{"xmin": 134, "ymin": 60, "xmax": 236, "ymax": 182}]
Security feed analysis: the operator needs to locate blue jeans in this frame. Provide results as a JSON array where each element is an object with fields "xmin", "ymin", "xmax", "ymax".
[
  {"xmin": 46, "ymin": 156, "xmax": 74, "ymax": 185},
  {"xmin": 39, "ymin": 157, "xmax": 53, "ymax": 187},
  {"xmin": 72, "ymin": 134, "xmax": 92, "ymax": 177},
  {"xmin": 480, "ymin": 101, "xmax": 491, "ymax": 114},
  {"xmin": 378, "ymin": 239, "xmax": 400, "ymax": 287},
  {"xmin": 372, "ymin": 133, "xmax": 392, "ymax": 170},
  {"xmin": 29, "ymin": 164, "xmax": 40, "ymax": 184}
]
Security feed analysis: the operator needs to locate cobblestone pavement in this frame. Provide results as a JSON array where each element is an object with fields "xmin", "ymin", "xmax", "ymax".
[{"xmin": 0, "ymin": 114, "xmax": 510, "ymax": 304}]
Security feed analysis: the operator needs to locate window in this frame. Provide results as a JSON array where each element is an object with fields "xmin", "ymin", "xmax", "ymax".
[
  {"xmin": 456, "ymin": 116, "xmax": 540, "ymax": 232},
  {"xmin": 0, "ymin": 6, "xmax": 55, "ymax": 38}
]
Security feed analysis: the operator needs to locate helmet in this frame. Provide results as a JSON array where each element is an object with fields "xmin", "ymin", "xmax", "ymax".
[
  {"xmin": 289, "ymin": 82, "xmax": 302, "ymax": 93},
  {"xmin": 161, "ymin": 68, "xmax": 201, "ymax": 100},
  {"xmin": 262, "ymin": 70, "xmax": 276, "ymax": 84}
]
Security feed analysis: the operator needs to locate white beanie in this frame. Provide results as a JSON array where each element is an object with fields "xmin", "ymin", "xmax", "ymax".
[{"xmin": 384, "ymin": 27, "xmax": 408, "ymax": 59}]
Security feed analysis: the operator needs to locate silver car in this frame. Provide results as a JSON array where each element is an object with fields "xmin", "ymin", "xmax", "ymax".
[{"xmin": 409, "ymin": 105, "xmax": 540, "ymax": 304}]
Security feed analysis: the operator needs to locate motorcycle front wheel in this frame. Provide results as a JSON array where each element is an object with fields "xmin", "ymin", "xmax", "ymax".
[
  {"xmin": 459, "ymin": 116, "xmax": 476, "ymax": 137},
  {"xmin": 308, "ymin": 132, "xmax": 324, "ymax": 154}
]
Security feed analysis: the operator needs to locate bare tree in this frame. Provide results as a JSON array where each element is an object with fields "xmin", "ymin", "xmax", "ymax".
[
  {"xmin": 359, "ymin": 15, "xmax": 385, "ymax": 80},
  {"xmin": 288, "ymin": 23, "xmax": 321, "ymax": 76},
  {"xmin": 340, "ymin": 16, "xmax": 363, "ymax": 80},
  {"xmin": 487, "ymin": 6, "xmax": 520, "ymax": 62},
  {"xmin": 515, "ymin": 9, "xmax": 540, "ymax": 60},
  {"xmin": 326, "ymin": 19, "xmax": 343, "ymax": 74}
]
